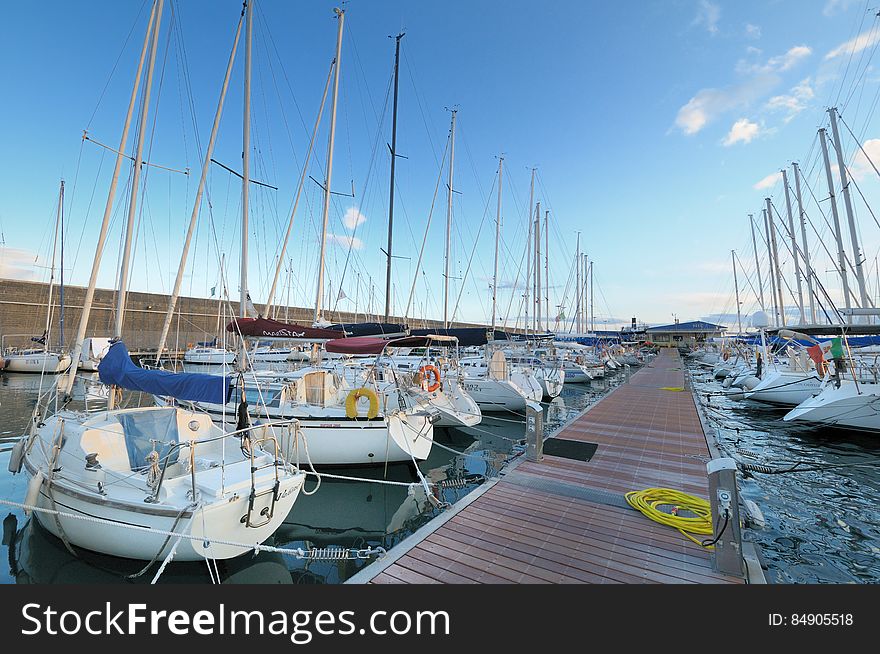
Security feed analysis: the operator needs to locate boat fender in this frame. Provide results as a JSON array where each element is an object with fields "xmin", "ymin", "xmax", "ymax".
[
  {"xmin": 743, "ymin": 499, "xmax": 766, "ymax": 529},
  {"xmin": 418, "ymin": 365, "xmax": 442, "ymax": 393},
  {"xmin": 345, "ymin": 388, "xmax": 380, "ymax": 419},
  {"xmin": 23, "ymin": 471, "xmax": 44, "ymax": 516},
  {"xmin": 7, "ymin": 438, "xmax": 25, "ymax": 474}
]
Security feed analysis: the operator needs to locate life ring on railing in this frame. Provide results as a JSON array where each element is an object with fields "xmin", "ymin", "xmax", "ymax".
[
  {"xmin": 345, "ymin": 387, "xmax": 380, "ymax": 419},
  {"xmin": 722, "ymin": 351, "xmax": 729, "ymax": 361},
  {"xmin": 418, "ymin": 365, "xmax": 442, "ymax": 392}
]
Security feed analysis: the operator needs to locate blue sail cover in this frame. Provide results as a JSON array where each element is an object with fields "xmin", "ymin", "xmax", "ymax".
[{"xmin": 98, "ymin": 341, "xmax": 232, "ymax": 404}]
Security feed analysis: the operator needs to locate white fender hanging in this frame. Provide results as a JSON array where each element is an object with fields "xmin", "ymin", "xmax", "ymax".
[
  {"xmin": 7, "ymin": 438, "xmax": 25, "ymax": 474},
  {"xmin": 23, "ymin": 471, "xmax": 44, "ymax": 516}
]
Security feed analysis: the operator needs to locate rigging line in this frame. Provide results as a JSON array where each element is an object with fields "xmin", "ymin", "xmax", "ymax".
[
  {"xmin": 401, "ymin": 48, "xmax": 441, "ymax": 168},
  {"xmin": 837, "ymin": 110, "xmax": 880, "ymax": 186},
  {"xmin": 832, "ymin": 0, "xmax": 871, "ymax": 108},
  {"xmin": 403, "ymin": 132, "xmax": 450, "ymax": 321},
  {"xmin": 86, "ymin": 0, "xmax": 152, "ymax": 129},
  {"xmin": 450, "ymin": 171, "xmax": 499, "ymax": 323},
  {"xmin": 841, "ymin": 11, "xmax": 880, "ymax": 114}
]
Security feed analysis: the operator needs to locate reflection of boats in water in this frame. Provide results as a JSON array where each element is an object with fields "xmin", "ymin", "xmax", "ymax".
[
  {"xmin": 5, "ymin": 514, "xmax": 293, "ymax": 584},
  {"xmin": 279, "ymin": 464, "xmax": 434, "ymax": 547}
]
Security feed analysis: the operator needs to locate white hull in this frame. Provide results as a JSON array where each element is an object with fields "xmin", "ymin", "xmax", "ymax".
[
  {"xmin": 184, "ymin": 348, "xmax": 235, "ymax": 365},
  {"xmin": 745, "ymin": 370, "xmax": 824, "ymax": 406},
  {"xmin": 3, "ymin": 351, "xmax": 71, "ymax": 374},
  {"xmin": 457, "ymin": 376, "xmax": 533, "ymax": 412},
  {"xmin": 783, "ymin": 381, "xmax": 880, "ymax": 432}
]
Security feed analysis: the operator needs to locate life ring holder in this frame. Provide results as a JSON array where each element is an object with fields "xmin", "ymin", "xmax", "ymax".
[
  {"xmin": 418, "ymin": 365, "xmax": 442, "ymax": 392},
  {"xmin": 345, "ymin": 387, "xmax": 380, "ymax": 419}
]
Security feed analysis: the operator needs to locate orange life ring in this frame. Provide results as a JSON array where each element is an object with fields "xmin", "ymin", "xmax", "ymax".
[
  {"xmin": 418, "ymin": 365, "xmax": 441, "ymax": 392},
  {"xmin": 722, "ymin": 351, "xmax": 729, "ymax": 361}
]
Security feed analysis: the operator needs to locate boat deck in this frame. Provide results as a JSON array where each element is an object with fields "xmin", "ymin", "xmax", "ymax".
[{"xmin": 346, "ymin": 349, "xmax": 744, "ymax": 584}]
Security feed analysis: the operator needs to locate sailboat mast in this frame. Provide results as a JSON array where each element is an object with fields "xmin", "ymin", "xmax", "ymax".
[
  {"xmin": 59, "ymin": 180, "xmax": 65, "ymax": 349},
  {"xmin": 443, "ymin": 108, "xmax": 457, "ymax": 329},
  {"xmin": 315, "ymin": 7, "xmax": 345, "ymax": 325},
  {"xmin": 384, "ymin": 32, "xmax": 404, "ymax": 322},
  {"xmin": 535, "ymin": 201, "xmax": 541, "ymax": 333},
  {"xmin": 491, "ymin": 155, "xmax": 503, "ymax": 328},
  {"xmin": 45, "ymin": 181, "xmax": 62, "ymax": 354},
  {"xmin": 574, "ymin": 232, "xmax": 581, "ymax": 333},
  {"xmin": 524, "ymin": 168, "xmax": 535, "ymax": 336},
  {"xmin": 819, "ymin": 127, "xmax": 853, "ymax": 322},
  {"xmin": 544, "ymin": 209, "xmax": 549, "ymax": 333},
  {"xmin": 781, "ymin": 168, "xmax": 805, "ymax": 324},
  {"xmin": 61, "ymin": 0, "xmax": 159, "ymax": 398},
  {"xmin": 749, "ymin": 213, "xmax": 765, "ymax": 311},
  {"xmin": 589, "ymin": 259, "xmax": 594, "ymax": 332},
  {"xmin": 829, "ymin": 107, "xmax": 871, "ymax": 316},
  {"xmin": 766, "ymin": 197, "xmax": 786, "ymax": 327},
  {"xmin": 793, "ymin": 163, "xmax": 816, "ymax": 323},
  {"xmin": 114, "ymin": 0, "xmax": 164, "ymax": 339},
  {"xmin": 155, "ymin": 8, "xmax": 243, "ymax": 362},
  {"xmin": 732, "ymin": 250, "xmax": 742, "ymax": 334},
  {"xmin": 240, "ymin": 0, "xmax": 253, "ymax": 321}
]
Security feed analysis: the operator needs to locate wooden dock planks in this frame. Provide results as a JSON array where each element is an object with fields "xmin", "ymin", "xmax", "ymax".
[{"xmin": 352, "ymin": 349, "xmax": 743, "ymax": 584}]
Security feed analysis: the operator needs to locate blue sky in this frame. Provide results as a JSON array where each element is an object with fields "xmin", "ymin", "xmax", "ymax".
[{"xmin": 3, "ymin": 0, "xmax": 880, "ymax": 331}]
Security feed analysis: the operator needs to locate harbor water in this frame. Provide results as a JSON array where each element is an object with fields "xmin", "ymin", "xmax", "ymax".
[
  {"xmin": 0, "ymin": 367, "xmax": 624, "ymax": 584},
  {"xmin": 688, "ymin": 363, "xmax": 880, "ymax": 584}
]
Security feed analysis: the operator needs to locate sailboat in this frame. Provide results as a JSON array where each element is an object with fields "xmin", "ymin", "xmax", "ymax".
[
  {"xmin": 2, "ymin": 180, "xmax": 72, "ymax": 374},
  {"xmin": 10, "ymin": 0, "xmax": 305, "ymax": 561}
]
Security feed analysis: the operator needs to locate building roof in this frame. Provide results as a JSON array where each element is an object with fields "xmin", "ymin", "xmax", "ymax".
[{"xmin": 646, "ymin": 320, "xmax": 726, "ymax": 333}]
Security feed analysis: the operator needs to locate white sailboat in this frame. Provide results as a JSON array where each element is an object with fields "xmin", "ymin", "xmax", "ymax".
[{"xmin": 11, "ymin": 0, "xmax": 305, "ymax": 561}]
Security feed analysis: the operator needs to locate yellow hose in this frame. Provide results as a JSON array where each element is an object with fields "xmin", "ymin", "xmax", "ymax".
[{"xmin": 625, "ymin": 488, "xmax": 715, "ymax": 548}]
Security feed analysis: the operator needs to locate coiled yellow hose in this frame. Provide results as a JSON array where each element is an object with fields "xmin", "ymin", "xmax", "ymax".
[{"xmin": 625, "ymin": 488, "xmax": 715, "ymax": 548}]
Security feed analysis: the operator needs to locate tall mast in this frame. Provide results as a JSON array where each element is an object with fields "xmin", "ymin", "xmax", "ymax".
[
  {"xmin": 59, "ymin": 180, "xmax": 65, "ymax": 349},
  {"xmin": 781, "ymin": 168, "xmax": 805, "ymax": 324},
  {"xmin": 544, "ymin": 209, "xmax": 549, "ymax": 333},
  {"xmin": 582, "ymin": 253, "xmax": 588, "ymax": 334},
  {"xmin": 45, "ymin": 181, "xmax": 62, "ymax": 354},
  {"xmin": 574, "ymin": 232, "xmax": 581, "ymax": 333},
  {"xmin": 443, "ymin": 108, "xmax": 457, "ymax": 328},
  {"xmin": 315, "ymin": 7, "xmax": 345, "ymax": 324},
  {"xmin": 829, "ymin": 107, "xmax": 871, "ymax": 315},
  {"xmin": 62, "ymin": 0, "xmax": 159, "ymax": 398},
  {"xmin": 766, "ymin": 197, "xmax": 786, "ymax": 327},
  {"xmin": 240, "ymin": 0, "xmax": 253, "ymax": 322},
  {"xmin": 819, "ymin": 127, "xmax": 853, "ymax": 322},
  {"xmin": 589, "ymin": 259, "xmax": 594, "ymax": 332},
  {"xmin": 384, "ymin": 32, "xmax": 404, "ymax": 322},
  {"xmin": 491, "ymin": 155, "xmax": 503, "ymax": 328},
  {"xmin": 749, "ymin": 214, "xmax": 765, "ymax": 311},
  {"xmin": 524, "ymin": 168, "xmax": 535, "ymax": 335},
  {"xmin": 114, "ymin": 0, "xmax": 164, "ymax": 340},
  {"xmin": 792, "ymin": 163, "xmax": 816, "ymax": 323},
  {"xmin": 732, "ymin": 250, "xmax": 742, "ymax": 334},
  {"xmin": 534, "ymin": 201, "xmax": 541, "ymax": 333},
  {"xmin": 763, "ymin": 208, "xmax": 780, "ymax": 326},
  {"xmin": 155, "ymin": 6, "xmax": 243, "ymax": 362}
]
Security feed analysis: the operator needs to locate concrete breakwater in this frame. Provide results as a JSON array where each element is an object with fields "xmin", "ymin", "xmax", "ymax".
[{"xmin": 0, "ymin": 278, "xmax": 479, "ymax": 353}]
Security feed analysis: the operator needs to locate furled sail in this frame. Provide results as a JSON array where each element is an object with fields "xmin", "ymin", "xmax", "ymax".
[{"xmin": 98, "ymin": 341, "xmax": 231, "ymax": 404}]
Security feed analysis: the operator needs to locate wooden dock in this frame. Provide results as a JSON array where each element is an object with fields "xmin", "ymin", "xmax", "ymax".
[{"xmin": 347, "ymin": 349, "xmax": 747, "ymax": 584}]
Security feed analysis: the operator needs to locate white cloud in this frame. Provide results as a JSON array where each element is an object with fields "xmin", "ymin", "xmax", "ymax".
[
  {"xmin": 342, "ymin": 206, "xmax": 366, "ymax": 230},
  {"xmin": 0, "ymin": 247, "xmax": 41, "ymax": 281},
  {"xmin": 850, "ymin": 138, "xmax": 880, "ymax": 181},
  {"xmin": 739, "ymin": 45, "xmax": 812, "ymax": 74},
  {"xmin": 745, "ymin": 23, "xmax": 762, "ymax": 40},
  {"xmin": 675, "ymin": 46, "xmax": 810, "ymax": 136},
  {"xmin": 823, "ymin": 0, "xmax": 862, "ymax": 17},
  {"xmin": 753, "ymin": 171, "xmax": 783, "ymax": 190},
  {"xmin": 826, "ymin": 29, "xmax": 880, "ymax": 60},
  {"xmin": 328, "ymin": 234, "xmax": 364, "ymax": 250},
  {"xmin": 693, "ymin": 1, "xmax": 721, "ymax": 35},
  {"xmin": 722, "ymin": 118, "xmax": 762, "ymax": 146},
  {"xmin": 765, "ymin": 78, "xmax": 814, "ymax": 122}
]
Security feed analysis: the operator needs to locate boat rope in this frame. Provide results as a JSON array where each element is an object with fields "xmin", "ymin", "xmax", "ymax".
[
  {"xmin": 128, "ymin": 502, "xmax": 198, "ymax": 580},
  {"xmin": 0, "ymin": 498, "xmax": 387, "ymax": 563}
]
